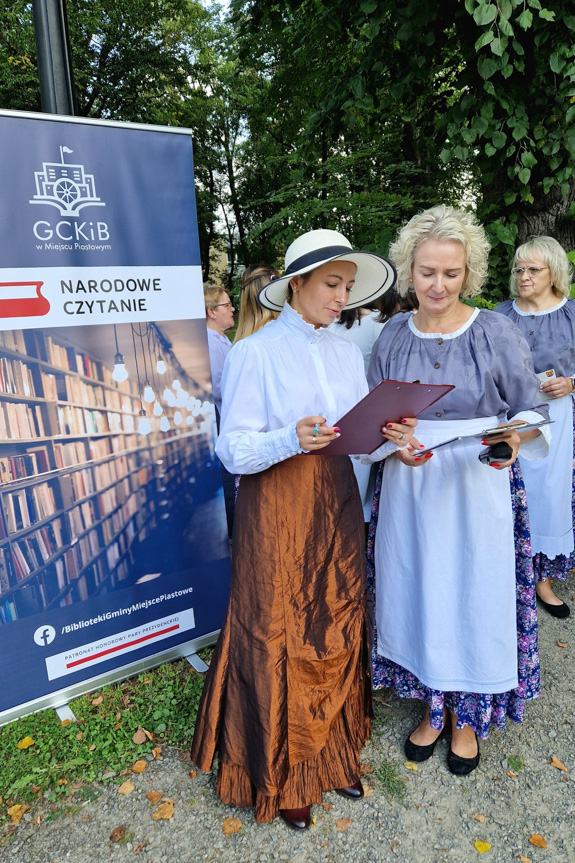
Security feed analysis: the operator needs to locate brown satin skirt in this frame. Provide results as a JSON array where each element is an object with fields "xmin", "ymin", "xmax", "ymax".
[{"xmin": 191, "ymin": 454, "xmax": 372, "ymax": 823}]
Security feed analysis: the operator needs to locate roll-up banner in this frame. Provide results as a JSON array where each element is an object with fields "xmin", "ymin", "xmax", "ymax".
[{"xmin": 0, "ymin": 109, "xmax": 231, "ymax": 724}]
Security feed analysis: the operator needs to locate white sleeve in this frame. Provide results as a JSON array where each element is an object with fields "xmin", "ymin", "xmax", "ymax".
[
  {"xmin": 510, "ymin": 409, "xmax": 551, "ymax": 460},
  {"xmin": 216, "ymin": 341, "xmax": 302, "ymax": 474}
]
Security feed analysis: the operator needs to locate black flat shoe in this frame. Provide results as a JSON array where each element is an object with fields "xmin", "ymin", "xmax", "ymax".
[
  {"xmin": 404, "ymin": 726, "xmax": 446, "ymax": 763},
  {"xmin": 336, "ymin": 779, "xmax": 364, "ymax": 799},
  {"xmin": 280, "ymin": 806, "xmax": 311, "ymax": 830},
  {"xmin": 537, "ymin": 595, "xmax": 571, "ymax": 619},
  {"xmin": 448, "ymin": 736, "xmax": 480, "ymax": 776}
]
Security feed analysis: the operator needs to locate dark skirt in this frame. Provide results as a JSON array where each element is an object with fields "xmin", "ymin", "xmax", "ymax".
[{"xmin": 191, "ymin": 454, "xmax": 372, "ymax": 822}]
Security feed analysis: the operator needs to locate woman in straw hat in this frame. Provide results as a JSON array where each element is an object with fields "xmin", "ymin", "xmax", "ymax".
[{"xmin": 191, "ymin": 229, "xmax": 419, "ymax": 828}]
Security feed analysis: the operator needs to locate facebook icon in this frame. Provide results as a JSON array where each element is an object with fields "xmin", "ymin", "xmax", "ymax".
[{"xmin": 33, "ymin": 625, "xmax": 56, "ymax": 647}]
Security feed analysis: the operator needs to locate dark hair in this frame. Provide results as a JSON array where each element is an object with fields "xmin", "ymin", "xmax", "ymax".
[{"xmin": 374, "ymin": 287, "xmax": 418, "ymax": 323}]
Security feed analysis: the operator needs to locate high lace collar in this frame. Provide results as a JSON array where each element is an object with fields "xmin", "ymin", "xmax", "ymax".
[{"xmin": 279, "ymin": 301, "xmax": 330, "ymax": 343}]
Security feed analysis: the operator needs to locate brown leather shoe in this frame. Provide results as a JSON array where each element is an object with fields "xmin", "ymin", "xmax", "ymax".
[
  {"xmin": 335, "ymin": 779, "xmax": 364, "ymax": 799},
  {"xmin": 280, "ymin": 805, "xmax": 311, "ymax": 829}
]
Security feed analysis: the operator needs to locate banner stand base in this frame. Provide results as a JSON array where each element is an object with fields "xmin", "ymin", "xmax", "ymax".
[
  {"xmin": 185, "ymin": 652, "xmax": 209, "ymax": 673},
  {"xmin": 55, "ymin": 704, "xmax": 77, "ymax": 723}
]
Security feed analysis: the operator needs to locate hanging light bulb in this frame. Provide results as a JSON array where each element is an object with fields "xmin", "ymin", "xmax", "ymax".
[
  {"xmin": 165, "ymin": 389, "xmax": 176, "ymax": 407},
  {"xmin": 143, "ymin": 380, "xmax": 155, "ymax": 403},
  {"xmin": 138, "ymin": 408, "xmax": 151, "ymax": 436},
  {"xmin": 186, "ymin": 415, "xmax": 194, "ymax": 425},
  {"xmin": 112, "ymin": 354, "xmax": 129, "ymax": 382},
  {"xmin": 153, "ymin": 400, "xmax": 163, "ymax": 416},
  {"xmin": 175, "ymin": 388, "xmax": 188, "ymax": 407},
  {"xmin": 156, "ymin": 355, "xmax": 166, "ymax": 374},
  {"xmin": 173, "ymin": 411, "xmax": 183, "ymax": 425},
  {"xmin": 172, "ymin": 378, "xmax": 181, "ymax": 390},
  {"xmin": 187, "ymin": 396, "xmax": 197, "ymax": 411},
  {"xmin": 112, "ymin": 325, "xmax": 129, "ymax": 382},
  {"xmin": 160, "ymin": 415, "xmax": 170, "ymax": 432}
]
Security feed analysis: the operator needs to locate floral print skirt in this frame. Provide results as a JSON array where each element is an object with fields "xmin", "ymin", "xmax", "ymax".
[{"xmin": 367, "ymin": 459, "xmax": 540, "ymax": 740}]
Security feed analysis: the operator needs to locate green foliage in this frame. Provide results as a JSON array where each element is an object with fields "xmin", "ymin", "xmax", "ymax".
[
  {"xmin": 374, "ymin": 759, "xmax": 407, "ymax": 804},
  {"xmin": 0, "ymin": 660, "xmax": 204, "ymax": 814},
  {"xmin": 506, "ymin": 754, "xmax": 525, "ymax": 773}
]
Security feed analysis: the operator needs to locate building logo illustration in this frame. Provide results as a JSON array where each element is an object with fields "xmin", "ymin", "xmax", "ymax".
[{"xmin": 29, "ymin": 146, "xmax": 106, "ymax": 217}]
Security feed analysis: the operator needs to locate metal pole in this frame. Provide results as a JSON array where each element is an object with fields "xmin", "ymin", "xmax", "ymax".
[{"xmin": 32, "ymin": 0, "xmax": 77, "ymax": 115}]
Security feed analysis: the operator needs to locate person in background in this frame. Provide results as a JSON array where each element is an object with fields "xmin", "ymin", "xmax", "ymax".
[
  {"xmin": 496, "ymin": 237, "xmax": 575, "ymax": 618},
  {"xmin": 205, "ymin": 284, "xmax": 235, "ymax": 534},
  {"xmin": 234, "ymin": 265, "xmax": 280, "ymax": 342},
  {"xmin": 191, "ymin": 228, "xmax": 413, "ymax": 829},
  {"xmin": 204, "ymin": 285, "xmax": 235, "ymax": 417},
  {"xmin": 367, "ymin": 206, "xmax": 550, "ymax": 776}
]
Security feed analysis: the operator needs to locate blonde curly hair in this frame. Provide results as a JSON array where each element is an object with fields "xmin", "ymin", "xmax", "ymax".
[{"xmin": 389, "ymin": 205, "xmax": 490, "ymax": 299}]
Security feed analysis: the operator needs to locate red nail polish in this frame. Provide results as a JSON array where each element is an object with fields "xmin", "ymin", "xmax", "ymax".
[
  {"xmin": 424, "ymin": 453, "xmax": 433, "ymax": 459},
  {"xmin": 490, "ymin": 463, "xmax": 500, "ymax": 468},
  {"xmin": 414, "ymin": 457, "xmax": 421, "ymax": 462},
  {"xmin": 387, "ymin": 424, "xmax": 393, "ymax": 429},
  {"xmin": 333, "ymin": 427, "xmax": 341, "ymax": 433},
  {"xmin": 401, "ymin": 419, "xmax": 407, "ymax": 424},
  {"xmin": 419, "ymin": 444, "xmax": 425, "ymax": 449}
]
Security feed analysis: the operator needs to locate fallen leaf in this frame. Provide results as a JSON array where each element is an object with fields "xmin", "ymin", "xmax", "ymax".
[
  {"xmin": 132, "ymin": 760, "xmax": 148, "ymax": 774},
  {"xmin": 519, "ymin": 856, "xmax": 531, "ymax": 863},
  {"xmin": 507, "ymin": 769, "xmax": 518, "ymax": 778},
  {"xmin": 16, "ymin": 736, "xmax": 34, "ymax": 750},
  {"xmin": 82, "ymin": 815, "xmax": 91, "ymax": 823},
  {"xmin": 363, "ymin": 785, "xmax": 374, "ymax": 798},
  {"xmin": 556, "ymin": 640, "xmax": 567, "ymax": 648},
  {"xmin": 152, "ymin": 801, "xmax": 175, "ymax": 821},
  {"xmin": 360, "ymin": 763, "xmax": 374, "ymax": 775},
  {"xmin": 91, "ymin": 695, "xmax": 103, "ymax": 706},
  {"xmin": 117, "ymin": 780, "xmax": 135, "ymax": 795},
  {"xmin": 132, "ymin": 727, "xmax": 146, "ymax": 745},
  {"xmin": 7, "ymin": 804, "xmax": 29, "ymax": 825},
  {"xmin": 310, "ymin": 815, "xmax": 317, "ymax": 827},
  {"xmin": 60, "ymin": 719, "xmax": 72, "ymax": 726},
  {"xmin": 143, "ymin": 727, "xmax": 154, "ymax": 741},
  {"xmin": 58, "ymin": 778, "xmax": 68, "ymax": 786},
  {"xmin": 76, "ymin": 732, "xmax": 83, "ymax": 741},
  {"xmin": 550, "ymin": 755, "xmax": 568, "ymax": 773},
  {"xmin": 152, "ymin": 747, "xmax": 162, "ymax": 760},
  {"xmin": 321, "ymin": 802, "xmax": 333, "ymax": 812},
  {"xmin": 31, "ymin": 785, "xmax": 41, "ymax": 794},
  {"xmin": 188, "ymin": 769, "xmax": 196, "ymax": 779},
  {"xmin": 474, "ymin": 814, "xmax": 485, "ymax": 822},
  {"xmin": 116, "ymin": 712, "xmax": 122, "ymax": 721},
  {"xmin": 529, "ymin": 834, "xmax": 547, "ymax": 848},
  {"xmin": 474, "ymin": 840, "xmax": 491, "ymax": 853},
  {"xmin": 113, "ymin": 723, "xmax": 123, "ymax": 731},
  {"xmin": 146, "ymin": 791, "xmax": 163, "ymax": 805},
  {"xmin": 221, "ymin": 816, "xmax": 242, "ymax": 835},
  {"xmin": 336, "ymin": 818, "xmax": 352, "ymax": 832},
  {"xmin": 110, "ymin": 825, "xmax": 126, "ymax": 843},
  {"xmin": 133, "ymin": 841, "xmax": 148, "ymax": 855},
  {"xmin": 390, "ymin": 841, "xmax": 399, "ymax": 851},
  {"xmin": 403, "ymin": 761, "xmax": 418, "ymax": 771},
  {"xmin": 89, "ymin": 744, "xmax": 96, "ymax": 751},
  {"xmin": 319, "ymin": 841, "xmax": 328, "ymax": 848}
]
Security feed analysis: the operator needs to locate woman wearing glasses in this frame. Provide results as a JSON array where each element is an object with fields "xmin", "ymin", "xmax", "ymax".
[{"xmin": 497, "ymin": 237, "xmax": 575, "ymax": 618}]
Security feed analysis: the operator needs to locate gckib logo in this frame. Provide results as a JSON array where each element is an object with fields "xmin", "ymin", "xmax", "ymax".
[
  {"xmin": 33, "ymin": 625, "xmax": 56, "ymax": 647},
  {"xmin": 30, "ymin": 145, "xmax": 111, "ymax": 250},
  {"xmin": 29, "ymin": 145, "xmax": 105, "ymax": 217}
]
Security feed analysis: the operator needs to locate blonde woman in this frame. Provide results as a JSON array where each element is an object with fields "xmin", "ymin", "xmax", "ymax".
[
  {"xmin": 497, "ymin": 237, "xmax": 575, "ymax": 618},
  {"xmin": 234, "ymin": 265, "xmax": 279, "ymax": 342}
]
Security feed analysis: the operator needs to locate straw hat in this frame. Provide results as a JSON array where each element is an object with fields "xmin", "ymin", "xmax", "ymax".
[{"xmin": 257, "ymin": 229, "xmax": 396, "ymax": 312}]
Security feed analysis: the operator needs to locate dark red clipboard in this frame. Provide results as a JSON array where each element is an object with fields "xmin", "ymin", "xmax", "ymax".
[{"xmin": 310, "ymin": 379, "xmax": 454, "ymax": 455}]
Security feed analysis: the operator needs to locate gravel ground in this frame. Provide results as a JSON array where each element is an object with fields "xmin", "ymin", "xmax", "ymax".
[{"xmin": 1, "ymin": 577, "xmax": 573, "ymax": 863}]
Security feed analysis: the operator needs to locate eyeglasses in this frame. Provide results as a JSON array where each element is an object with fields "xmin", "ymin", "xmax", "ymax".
[
  {"xmin": 215, "ymin": 302, "xmax": 233, "ymax": 309},
  {"xmin": 511, "ymin": 266, "xmax": 549, "ymax": 278}
]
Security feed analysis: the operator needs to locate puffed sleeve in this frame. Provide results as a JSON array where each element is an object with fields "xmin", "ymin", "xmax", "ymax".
[{"xmin": 215, "ymin": 340, "xmax": 302, "ymax": 475}]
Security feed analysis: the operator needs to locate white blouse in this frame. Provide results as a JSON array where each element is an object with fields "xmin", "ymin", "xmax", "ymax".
[{"xmin": 216, "ymin": 302, "xmax": 396, "ymax": 474}]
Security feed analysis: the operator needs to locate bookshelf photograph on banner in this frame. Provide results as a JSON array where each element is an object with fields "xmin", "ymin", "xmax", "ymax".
[{"xmin": 0, "ymin": 319, "xmax": 227, "ymax": 622}]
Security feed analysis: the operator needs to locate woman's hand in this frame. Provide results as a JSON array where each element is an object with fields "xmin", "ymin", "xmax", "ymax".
[
  {"xmin": 540, "ymin": 376, "xmax": 574, "ymax": 399},
  {"xmin": 395, "ymin": 438, "xmax": 433, "ymax": 467},
  {"xmin": 380, "ymin": 417, "xmax": 418, "ymax": 448},
  {"xmin": 297, "ymin": 416, "xmax": 340, "ymax": 451},
  {"xmin": 480, "ymin": 424, "xmax": 522, "ymax": 470}
]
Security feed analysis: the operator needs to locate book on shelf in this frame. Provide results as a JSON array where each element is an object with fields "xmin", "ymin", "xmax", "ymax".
[
  {"xmin": 0, "ymin": 357, "xmax": 36, "ymax": 398},
  {"xmin": 0, "ymin": 329, "xmax": 26, "ymax": 354},
  {"xmin": 0, "ymin": 547, "xmax": 14, "ymax": 593},
  {"xmin": 54, "ymin": 440, "xmax": 87, "ymax": 469}
]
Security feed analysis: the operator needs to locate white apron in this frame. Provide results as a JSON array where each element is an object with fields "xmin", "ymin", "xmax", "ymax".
[
  {"xmin": 375, "ymin": 416, "xmax": 518, "ymax": 694},
  {"xmin": 519, "ymin": 395, "xmax": 574, "ymax": 560}
]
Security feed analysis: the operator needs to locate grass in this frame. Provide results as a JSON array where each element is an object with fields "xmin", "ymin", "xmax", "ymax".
[
  {"xmin": 0, "ymin": 659, "xmax": 205, "ymax": 821},
  {"xmin": 374, "ymin": 759, "xmax": 408, "ymax": 805}
]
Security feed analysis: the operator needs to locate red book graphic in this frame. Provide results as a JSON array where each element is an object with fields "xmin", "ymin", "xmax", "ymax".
[{"xmin": 0, "ymin": 282, "xmax": 50, "ymax": 318}]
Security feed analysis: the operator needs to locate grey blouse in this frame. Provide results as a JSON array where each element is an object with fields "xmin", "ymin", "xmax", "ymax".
[
  {"xmin": 368, "ymin": 308, "xmax": 548, "ymax": 422},
  {"xmin": 495, "ymin": 298, "xmax": 575, "ymax": 377}
]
